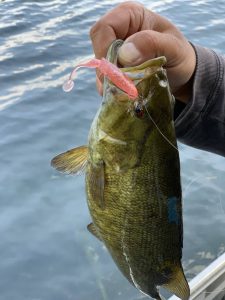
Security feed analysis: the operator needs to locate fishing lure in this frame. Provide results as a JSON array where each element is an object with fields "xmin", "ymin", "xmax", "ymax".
[{"xmin": 63, "ymin": 58, "xmax": 138, "ymax": 100}]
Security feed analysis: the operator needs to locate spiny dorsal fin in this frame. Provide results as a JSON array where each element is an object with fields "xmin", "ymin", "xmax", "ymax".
[
  {"xmin": 51, "ymin": 145, "xmax": 88, "ymax": 175},
  {"xmin": 162, "ymin": 265, "xmax": 190, "ymax": 300},
  {"xmin": 87, "ymin": 223, "xmax": 102, "ymax": 241}
]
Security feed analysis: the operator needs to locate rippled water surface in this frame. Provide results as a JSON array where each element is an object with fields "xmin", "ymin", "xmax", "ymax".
[{"xmin": 0, "ymin": 0, "xmax": 225, "ymax": 299}]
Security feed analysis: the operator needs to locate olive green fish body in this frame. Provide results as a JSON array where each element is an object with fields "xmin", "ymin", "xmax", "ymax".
[
  {"xmin": 86, "ymin": 40, "xmax": 189, "ymax": 299},
  {"xmin": 51, "ymin": 40, "xmax": 190, "ymax": 300},
  {"xmin": 87, "ymin": 130, "xmax": 183, "ymax": 291}
]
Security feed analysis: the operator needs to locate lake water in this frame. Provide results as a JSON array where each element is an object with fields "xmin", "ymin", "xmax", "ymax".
[{"xmin": 0, "ymin": 0, "xmax": 225, "ymax": 299}]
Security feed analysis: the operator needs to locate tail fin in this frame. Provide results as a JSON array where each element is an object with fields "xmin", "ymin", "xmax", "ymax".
[{"xmin": 162, "ymin": 265, "xmax": 190, "ymax": 300}]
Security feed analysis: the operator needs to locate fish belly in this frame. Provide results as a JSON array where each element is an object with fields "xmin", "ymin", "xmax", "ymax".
[{"xmin": 86, "ymin": 151, "xmax": 182, "ymax": 296}]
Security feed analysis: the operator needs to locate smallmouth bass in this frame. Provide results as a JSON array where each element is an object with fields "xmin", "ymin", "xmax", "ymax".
[{"xmin": 51, "ymin": 40, "xmax": 190, "ymax": 300}]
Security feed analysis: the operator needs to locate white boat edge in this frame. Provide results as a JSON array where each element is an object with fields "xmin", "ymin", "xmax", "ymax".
[{"xmin": 168, "ymin": 252, "xmax": 225, "ymax": 300}]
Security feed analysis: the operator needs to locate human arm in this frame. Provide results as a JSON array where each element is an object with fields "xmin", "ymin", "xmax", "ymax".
[{"xmin": 175, "ymin": 45, "xmax": 225, "ymax": 157}]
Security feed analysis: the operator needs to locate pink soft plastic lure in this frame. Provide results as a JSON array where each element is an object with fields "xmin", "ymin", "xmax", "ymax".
[{"xmin": 63, "ymin": 58, "xmax": 138, "ymax": 100}]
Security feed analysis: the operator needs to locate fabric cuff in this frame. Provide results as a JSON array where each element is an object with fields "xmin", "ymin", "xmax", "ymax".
[{"xmin": 175, "ymin": 44, "xmax": 222, "ymax": 143}]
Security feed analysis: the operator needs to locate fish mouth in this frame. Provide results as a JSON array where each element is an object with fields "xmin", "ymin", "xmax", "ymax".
[
  {"xmin": 106, "ymin": 39, "xmax": 124, "ymax": 66},
  {"xmin": 107, "ymin": 39, "xmax": 166, "ymax": 70},
  {"xmin": 105, "ymin": 39, "xmax": 167, "ymax": 102}
]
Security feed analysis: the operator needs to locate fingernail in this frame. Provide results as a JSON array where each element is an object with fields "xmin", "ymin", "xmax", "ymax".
[{"xmin": 118, "ymin": 42, "xmax": 141, "ymax": 66}]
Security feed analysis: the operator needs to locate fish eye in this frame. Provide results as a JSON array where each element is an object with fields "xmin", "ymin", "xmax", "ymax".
[{"xmin": 134, "ymin": 103, "xmax": 144, "ymax": 118}]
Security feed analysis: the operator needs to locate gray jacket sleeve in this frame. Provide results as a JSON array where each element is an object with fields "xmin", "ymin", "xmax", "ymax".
[{"xmin": 174, "ymin": 44, "xmax": 225, "ymax": 157}]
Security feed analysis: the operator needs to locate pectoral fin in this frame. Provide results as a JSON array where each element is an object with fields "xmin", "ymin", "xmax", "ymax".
[
  {"xmin": 87, "ymin": 163, "xmax": 105, "ymax": 209},
  {"xmin": 162, "ymin": 265, "xmax": 190, "ymax": 300},
  {"xmin": 51, "ymin": 145, "xmax": 88, "ymax": 175},
  {"xmin": 87, "ymin": 223, "xmax": 102, "ymax": 241}
]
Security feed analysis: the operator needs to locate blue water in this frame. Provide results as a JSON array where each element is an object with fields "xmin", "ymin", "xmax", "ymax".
[{"xmin": 0, "ymin": 1, "xmax": 225, "ymax": 299}]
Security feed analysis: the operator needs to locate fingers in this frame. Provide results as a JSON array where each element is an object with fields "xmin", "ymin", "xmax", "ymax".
[
  {"xmin": 89, "ymin": 1, "xmax": 196, "ymax": 99},
  {"xmin": 90, "ymin": 2, "xmax": 176, "ymax": 59},
  {"xmin": 90, "ymin": 2, "xmax": 143, "ymax": 58},
  {"xmin": 90, "ymin": 2, "xmax": 155, "ymax": 94},
  {"xmin": 118, "ymin": 29, "xmax": 195, "ymax": 92},
  {"xmin": 118, "ymin": 30, "xmax": 183, "ymax": 67}
]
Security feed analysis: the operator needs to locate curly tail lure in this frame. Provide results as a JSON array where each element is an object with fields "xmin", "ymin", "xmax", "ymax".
[{"xmin": 63, "ymin": 58, "xmax": 138, "ymax": 100}]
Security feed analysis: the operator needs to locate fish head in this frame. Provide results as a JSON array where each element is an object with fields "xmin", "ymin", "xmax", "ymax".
[{"xmin": 91, "ymin": 40, "xmax": 175, "ymax": 171}]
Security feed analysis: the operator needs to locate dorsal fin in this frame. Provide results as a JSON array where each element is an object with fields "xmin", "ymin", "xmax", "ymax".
[{"xmin": 162, "ymin": 265, "xmax": 190, "ymax": 300}]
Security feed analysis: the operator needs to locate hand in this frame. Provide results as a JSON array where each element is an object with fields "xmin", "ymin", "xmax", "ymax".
[{"xmin": 90, "ymin": 1, "xmax": 196, "ymax": 103}]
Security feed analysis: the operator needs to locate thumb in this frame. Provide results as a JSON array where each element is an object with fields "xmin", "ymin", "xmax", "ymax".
[
  {"xmin": 118, "ymin": 29, "xmax": 196, "ymax": 96},
  {"xmin": 118, "ymin": 30, "xmax": 181, "ymax": 67}
]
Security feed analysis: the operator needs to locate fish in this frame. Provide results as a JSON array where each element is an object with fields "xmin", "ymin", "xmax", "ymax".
[{"xmin": 51, "ymin": 39, "xmax": 190, "ymax": 300}]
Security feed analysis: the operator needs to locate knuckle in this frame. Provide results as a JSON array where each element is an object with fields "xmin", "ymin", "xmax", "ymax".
[
  {"xmin": 117, "ymin": 1, "xmax": 143, "ymax": 9},
  {"xmin": 89, "ymin": 19, "xmax": 104, "ymax": 39},
  {"xmin": 133, "ymin": 30, "xmax": 159, "ymax": 57},
  {"xmin": 145, "ymin": 32, "xmax": 158, "ymax": 50}
]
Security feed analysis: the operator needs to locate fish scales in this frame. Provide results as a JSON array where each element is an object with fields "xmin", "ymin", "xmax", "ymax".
[
  {"xmin": 87, "ymin": 130, "xmax": 182, "ymax": 282},
  {"xmin": 51, "ymin": 40, "xmax": 190, "ymax": 300}
]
